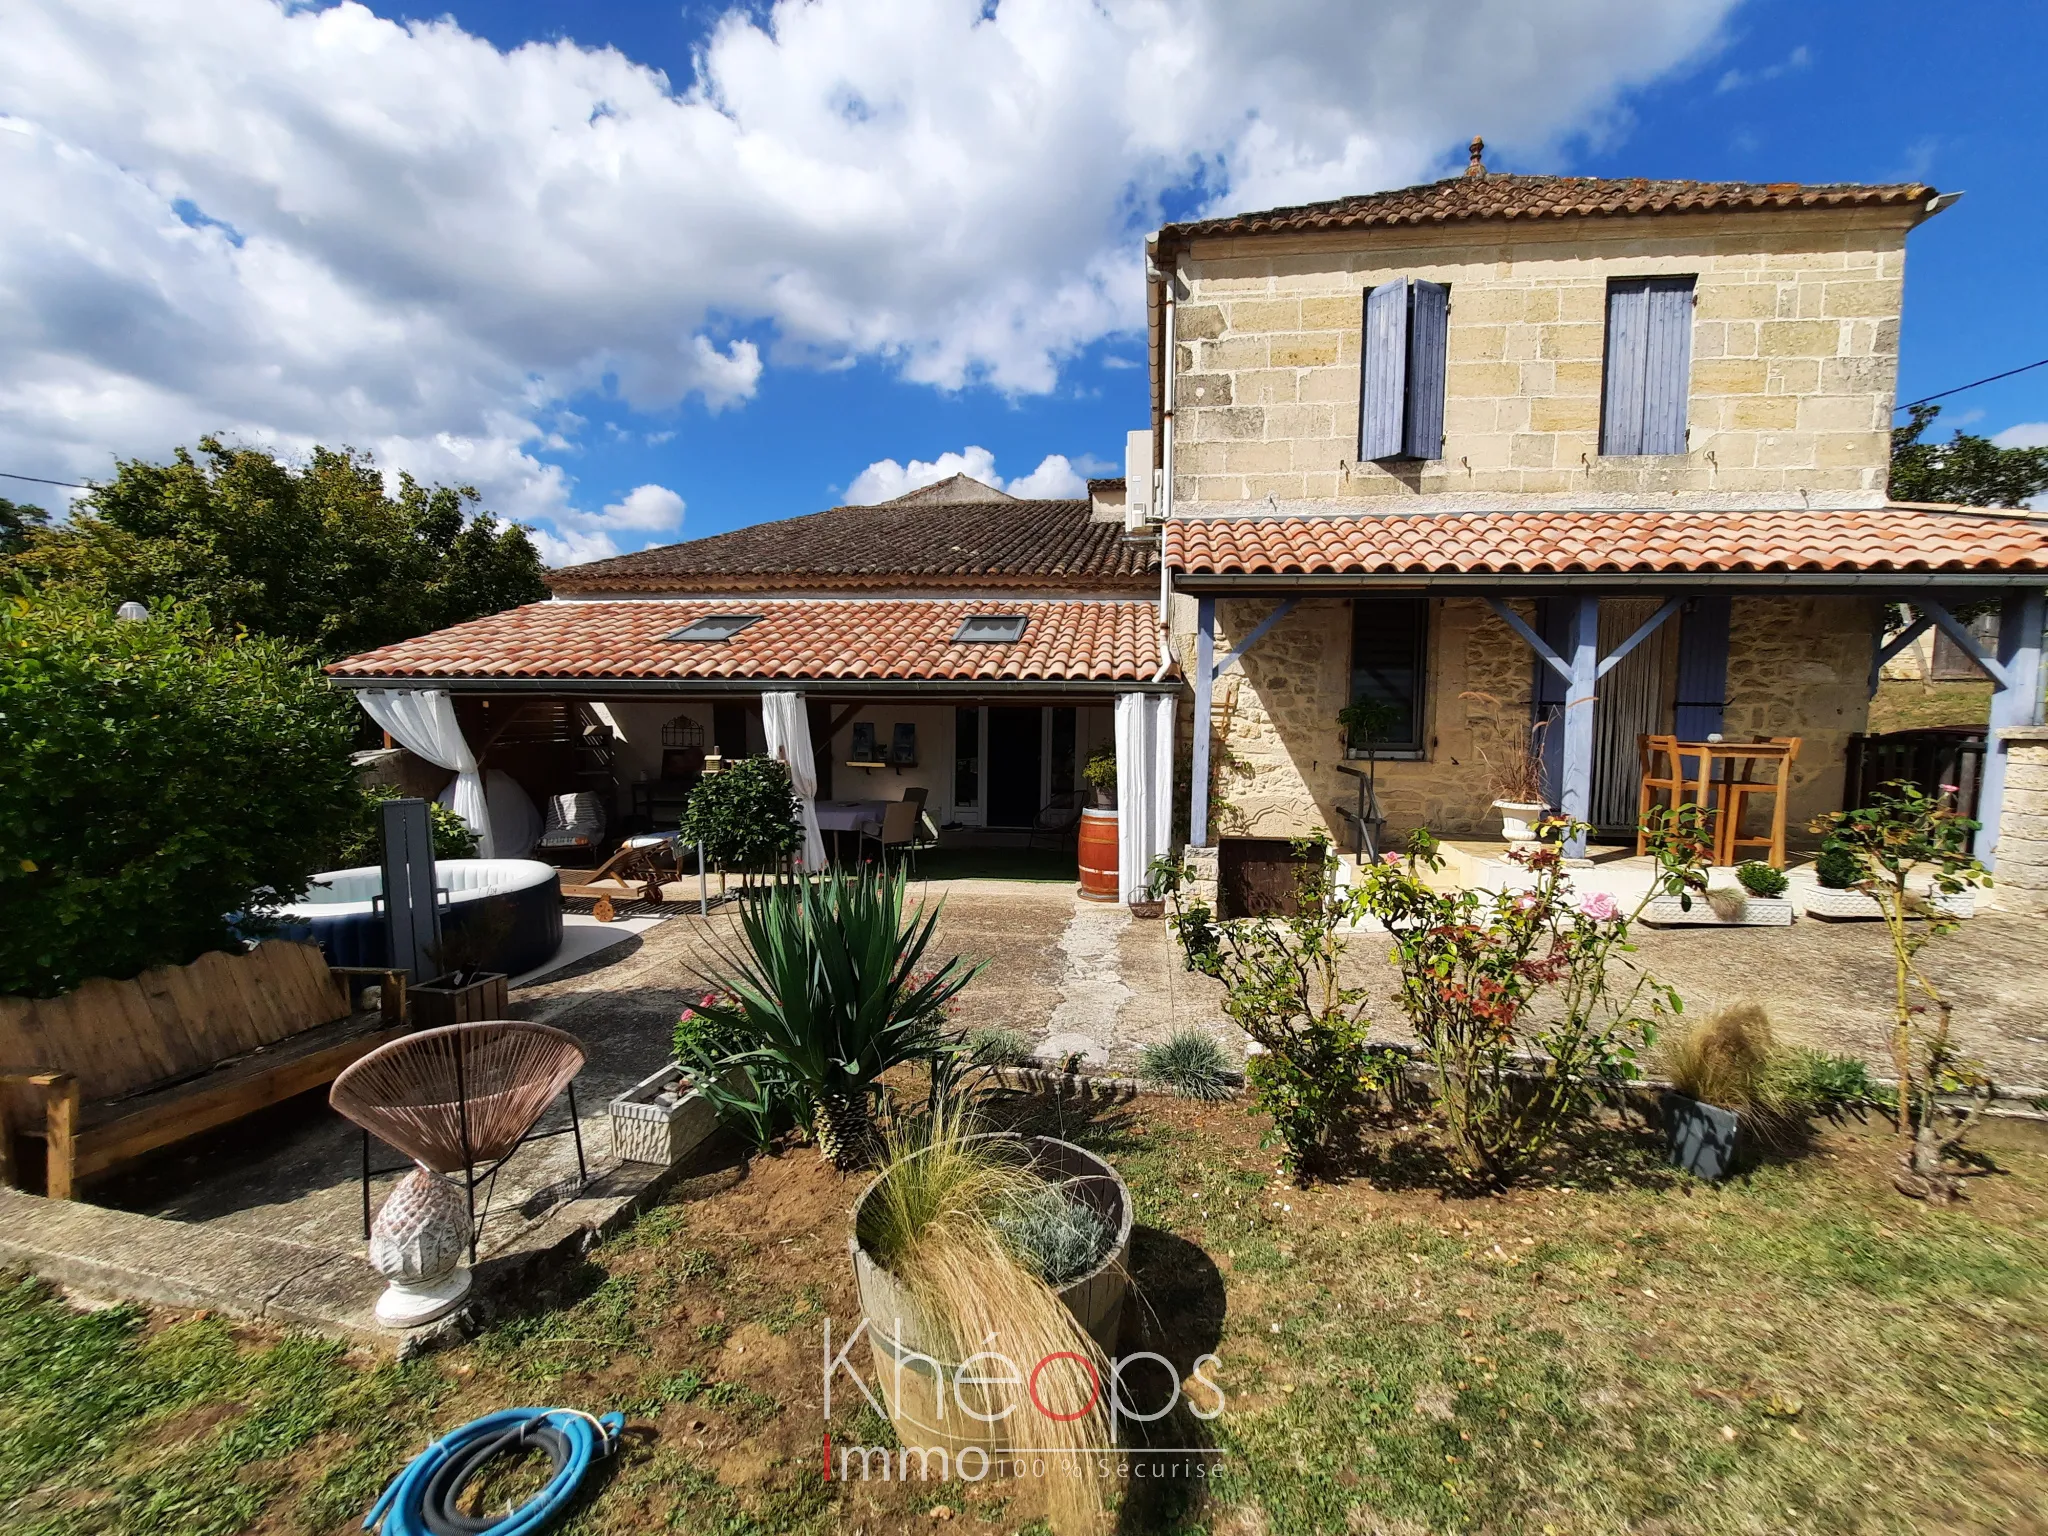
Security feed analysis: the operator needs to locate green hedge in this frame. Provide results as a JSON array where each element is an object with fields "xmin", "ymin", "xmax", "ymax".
[{"xmin": 0, "ymin": 593, "xmax": 360, "ymax": 997}]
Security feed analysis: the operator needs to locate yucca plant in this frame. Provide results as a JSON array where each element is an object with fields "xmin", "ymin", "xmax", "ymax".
[{"xmin": 692, "ymin": 865, "xmax": 978, "ymax": 1168}]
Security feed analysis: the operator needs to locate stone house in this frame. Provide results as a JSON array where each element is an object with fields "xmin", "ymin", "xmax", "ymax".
[{"xmin": 1134, "ymin": 142, "xmax": 2048, "ymax": 882}]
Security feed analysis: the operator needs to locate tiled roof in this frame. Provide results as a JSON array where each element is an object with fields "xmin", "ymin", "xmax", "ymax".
[
  {"xmin": 1166, "ymin": 505, "xmax": 2048, "ymax": 577},
  {"xmin": 547, "ymin": 496, "xmax": 1155, "ymax": 594},
  {"xmin": 1156, "ymin": 171, "xmax": 1936, "ymax": 252},
  {"xmin": 328, "ymin": 599, "xmax": 1165, "ymax": 683}
]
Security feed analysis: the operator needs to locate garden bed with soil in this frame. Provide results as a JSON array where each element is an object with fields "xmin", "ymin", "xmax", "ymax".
[{"xmin": 4, "ymin": 1088, "xmax": 2045, "ymax": 1536}]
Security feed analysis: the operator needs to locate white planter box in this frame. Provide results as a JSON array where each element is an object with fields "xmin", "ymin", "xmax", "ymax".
[
  {"xmin": 1641, "ymin": 892, "xmax": 1795, "ymax": 927},
  {"xmin": 609, "ymin": 1062, "xmax": 737, "ymax": 1166},
  {"xmin": 1801, "ymin": 885, "xmax": 1975, "ymax": 921}
]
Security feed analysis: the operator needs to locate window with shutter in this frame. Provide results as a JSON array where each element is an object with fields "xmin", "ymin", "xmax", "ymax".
[
  {"xmin": 1358, "ymin": 278, "xmax": 1450, "ymax": 463},
  {"xmin": 1600, "ymin": 276, "xmax": 1695, "ymax": 455},
  {"xmin": 1347, "ymin": 598, "xmax": 1430, "ymax": 755}
]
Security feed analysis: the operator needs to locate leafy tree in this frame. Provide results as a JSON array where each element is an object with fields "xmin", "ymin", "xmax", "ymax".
[
  {"xmin": 680, "ymin": 757, "xmax": 802, "ymax": 875},
  {"xmin": 0, "ymin": 497, "xmax": 48, "ymax": 556},
  {"xmin": 4, "ymin": 438, "xmax": 549, "ymax": 660},
  {"xmin": 0, "ymin": 591, "xmax": 361, "ymax": 997},
  {"xmin": 324, "ymin": 784, "xmax": 478, "ymax": 870},
  {"xmin": 1890, "ymin": 403, "xmax": 2048, "ymax": 508}
]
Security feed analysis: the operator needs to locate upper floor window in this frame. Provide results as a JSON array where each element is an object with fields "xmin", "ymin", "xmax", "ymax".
[
  {"xmin": 1600, "ymin": 276, "xmax": 1695, "ymax": 456},
  {"xmin": 1347, "ymin": 598, "xmax": 1430, "ymax": 755},
  {"xmin": 1358, "ymin": 278, "xmax": 1449, "ymax": 462}
]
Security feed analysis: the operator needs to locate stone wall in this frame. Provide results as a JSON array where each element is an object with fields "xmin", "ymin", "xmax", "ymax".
[
  {"xmin": 1990, "ymin": 728, "xmax": 2048, "ymax": 915},
  {"xmin": 1170, "ymin": 206, "xmax": 1915, "ymax": 506},
  {"xmin": 1186, "ymin": 593, "xmax": 1877, "ymax": 847}
]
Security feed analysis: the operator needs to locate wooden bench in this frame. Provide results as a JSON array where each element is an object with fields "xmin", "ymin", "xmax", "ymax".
[{"xmin": 0, "ymin": 942, "xmax": 407, "ymax": 1198}]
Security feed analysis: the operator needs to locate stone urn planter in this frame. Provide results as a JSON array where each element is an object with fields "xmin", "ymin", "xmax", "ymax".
[
  {"xmin": 1641, "ymin": 891, "xmax": 1795, "ymax": 927},
  {"xmin": 847, "ymin": 1134, "xmax": 1131, "ymax": 1458},
  {"xmin": 1661, "ymin": 1093, "xmax": 1744, "ymax": 1182},
  {"xmin": 1801, "ymin": 884, "xmax": 1975, "ymax": 921},
  {"xmin": 608, "ymin": 1062, "xmax": 744, "ymax": 1166},
  {"xmin": 1492, "ymin": 799, "xmax": 1547, "ymax": 842}
]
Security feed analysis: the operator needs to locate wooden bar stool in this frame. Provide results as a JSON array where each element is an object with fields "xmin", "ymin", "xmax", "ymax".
[
  {"xmin": 1715, "ymin": 737, "xmax": 1800, "ymax": 868},
  {"xmin": 1635, "ymin": 733, "xmax": 1689, "ymax": 853}
]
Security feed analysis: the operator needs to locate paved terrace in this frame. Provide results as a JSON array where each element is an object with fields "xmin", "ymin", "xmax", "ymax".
[{"xmin": 8, "ymin": 871, "xmax": 2042, "ymax": 1341}]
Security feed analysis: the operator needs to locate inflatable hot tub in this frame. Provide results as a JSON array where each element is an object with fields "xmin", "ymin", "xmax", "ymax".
[{"xmin": 270, "ymin": 858, "xmax": 563, "ymax": 978}]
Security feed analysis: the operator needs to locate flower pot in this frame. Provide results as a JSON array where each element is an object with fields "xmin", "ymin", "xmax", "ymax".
[
  {"xmin": 1662, "ymin": 1092, "xmax": 1743, "ymax": 1182},
  {"xmin": 409, "ymin": 971, "xmax": 509, "ymax": 1029},
  {"xmin": 847, "ymin": 1134, "xmax": 1131, "ymax": 1459},
  {"xmin": 1640, "ymin": 893, "xmax": 1795, "ymax": 927},
  {"xmin": 1127, "ymin": 898, "xmax": 1165, "ymax": 919},
  {"xmin": 608, "ymin": 1061, "xmax": 745, "ymax": 1166},
  {"xmin": 1801, "ymin": 884, "xmax": 1974, "ymax": 921},
  {"xmin": 1492, "ymin": 800, "xmax": 1547, "ymax": 842}
]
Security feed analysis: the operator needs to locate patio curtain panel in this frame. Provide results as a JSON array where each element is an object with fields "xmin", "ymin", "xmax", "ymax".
[
  {"xmin": 762, "ymin": 690, "xmax": 827, "ymax": 871},
  {"xmin": 356, "ymin": 689, "xmax": 495, "ymax": 858},
  {"xmin": 1115, "ymin": 692, "xmax": 1176, "ymax": 902}
]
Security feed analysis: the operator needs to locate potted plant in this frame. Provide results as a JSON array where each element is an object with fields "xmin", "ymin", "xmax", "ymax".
[
  {"xmin": 678, "ymin": 756, "xmax": 802, "ymax": 888},
  {"xmin": 1461, "ymin": 692, "xmax": 1548, "ymax": 842},
  {"xmin": 685, "ymin": 864, "xmax": 978, "ymax": 1167},
  {"xmin": 1657, "ymin": 1002, "xmax": 1874, "ymax": 1180},
  {"xmin": 1082, "ymin": 744, "xmax": 1117, "ymax": 810},
  {"xmin": 410, "ymin": 907, "xmax": 511, "ymax": 1028},
  {"xmin": 1802, "ymin": 822, "xmax": 1975, "ymax": 920},
  {"xmin": 1641, "ymin": 857, "xmax": 1796, "ymax": 927},
  {"xmin": 607, "ymin": 994, "xmax": 750, "ymax": 1165},
  {"xmin": 847, "ymin": 1102, "xmax": 1127, "ymax": 1534}
]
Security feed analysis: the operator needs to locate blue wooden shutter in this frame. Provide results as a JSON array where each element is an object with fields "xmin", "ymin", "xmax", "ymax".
[
  {"xmin": 1673, "ymin": 593, "xmax": 1730, "ymax": 741},
  {"xmin": 1403, "ymin": 279, "xmax": 1449, "ymax": 460},
  {"xmin": 1533, "ymin": 597, "xmax": 1570, "ymax": 802},
  {"xmin": 1601, "ymin": 279, "xmax": 1648, "ymax": 454},
  {"xmin": 1640, "ymin": 278, "xmax": 1694, "ymax": 454},
  {"xmin": 1359, "ymin": 279, "xmax": 1409, "ymax": 461}
]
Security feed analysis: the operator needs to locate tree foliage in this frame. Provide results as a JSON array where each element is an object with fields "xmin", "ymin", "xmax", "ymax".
[
  {"xmin": 1890, "ymin": 403, "xmax": 2048, "ymax": 508},
  {"xmin": 0, "ymin": 497, "xmax": 49, "ymax": 557},
  {"xmin": 680, "ymin": 758, "xmax": 802, "ymax": 873},
  {"xmin": 3, "ymin": 438, "xmax": 549, "ymax": 661},
  {"xmin": 0, "ymin": 592, "xmax": 361, "ymax": 997}
]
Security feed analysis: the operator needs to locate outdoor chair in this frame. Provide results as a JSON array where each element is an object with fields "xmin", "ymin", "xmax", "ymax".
[
  {"xmin": 1635, "ymin": 734, "xmax": 1690, "ymax": 854},
  {"xmin": 330, "ymin": 1021, "xmax": 588, "ymax": 1262},
  {"xmin": 898, "ymin": 785, "xmax": 940, "ymax": 849},
  {"xmin": 1716, "ymin": 737, "xmax": 1802, "ymax": 869},
  {"xmin": 1028, "ymin": 792, "xmax": 1083, "ymax": 851},
  {"xmin": 861, "ymin": 798, "xmax": 924, "ymax": 868},
  {"xmin": 534, "ymin": 792, "xmax": 608, "ymax": 858}
]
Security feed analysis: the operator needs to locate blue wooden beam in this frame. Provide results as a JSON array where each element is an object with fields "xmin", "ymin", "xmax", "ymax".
[
  {"xmin": 1484, "ymin": 596, "xmax": 1572, "ymax": 682},
  {"xmin": 1978, "ymin": 588, "xmax": 2045, "ymax": 872},
  {"xmin": 1558, "ymin": 595, "xmax": 1600, "ymax": 858},
  {"xmin": 1190, "ymin": 596, "xmax": 1215, "ymax": 847},
  {"xmin": 1919, "ymin": 599, "xmax": 2012, "ymax": 690},
  {"xmin": 1869, "ymin": 612, "xmax": 1932, "ymax": 698},
  {"xmin": 1212, "ymin": 598, "xmax": 1297, "ymax": 682}
]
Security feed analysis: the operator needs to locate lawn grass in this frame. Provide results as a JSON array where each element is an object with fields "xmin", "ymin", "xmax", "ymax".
[
  {"xmin": 1, "ymin": 1104, "xmax": 2044, "ymax": 1535},
  {"xmin": 1868, "ymin": 678, "xmax": 1993, "ymax": 733}
]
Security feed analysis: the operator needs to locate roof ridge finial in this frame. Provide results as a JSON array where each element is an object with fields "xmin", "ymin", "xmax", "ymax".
[{"xmin": 1466, "ymin": 135, "xmax": 1486, "ymax": 177}]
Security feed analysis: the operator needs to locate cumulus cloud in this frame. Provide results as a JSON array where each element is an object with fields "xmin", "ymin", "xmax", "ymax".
[
  {"xmin": 527, "ymin": 482, "xmax": 687, "ymax": 564},
  {"xmin": 843, "ymin": 446, "xmax": 1094, "ymax": 503},
  {"xmin": 1994, "ymin": 423, "xmax": 2048, "ymax": 449},
  {"xmin": 0, "ymin": 0, "xmax": 1738, "ymax": 551}
]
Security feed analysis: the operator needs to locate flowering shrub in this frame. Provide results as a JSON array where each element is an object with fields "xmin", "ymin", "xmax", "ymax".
[
  {"xmin": 1354, "ymin": 823, "xmax": 1678, "ymax": 1183},
  {"xmin": 1808, "ymin": 782, "xmax": 1992, "ymax": 1201}
]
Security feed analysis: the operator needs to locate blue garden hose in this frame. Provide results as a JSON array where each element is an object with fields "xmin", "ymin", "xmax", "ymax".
[{"xmin": 364, "ymin": 1408, "xmax": 624, "ymax": 1536}]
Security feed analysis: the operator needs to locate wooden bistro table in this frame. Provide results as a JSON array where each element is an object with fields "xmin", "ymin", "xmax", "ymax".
[{"xmin": 1673, "ymin": 738, "xmax": 1799, "ymax": 868}]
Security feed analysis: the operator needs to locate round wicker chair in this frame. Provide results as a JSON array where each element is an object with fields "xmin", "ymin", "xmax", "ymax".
[{"xmin": 331, "ymin": 1021, "xmax": 588, "ymax": 1256}]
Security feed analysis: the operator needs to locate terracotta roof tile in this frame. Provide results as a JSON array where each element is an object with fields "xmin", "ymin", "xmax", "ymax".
[
  {"xmin": 547, "ymin": 496, "xmax": 1155, "ymax": 594},
  {"xmin": 1165, "ymin": 505, "xmax": 2048, "ymax": 577},
  {"xmin": 328, "ymin": 599, "xmax": 1165, "ymax": 683},
  {"xmin": 1156, "ymin": 172, "xmax": 1936, "ymax": 251}
]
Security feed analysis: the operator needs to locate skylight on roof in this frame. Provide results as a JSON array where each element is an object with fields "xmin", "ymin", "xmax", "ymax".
[
  {"xmin": 954, "ymin": 614, "xmax": 1028, "ymax": 644},
  {"xmin": 666, "ymin": 613, "xmax": 762, "ymax": 642}
]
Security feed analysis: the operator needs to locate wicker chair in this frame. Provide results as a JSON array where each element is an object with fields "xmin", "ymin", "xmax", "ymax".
[{"xmin": 330, "ymin": 1021, "xmax": 588, "ymax": 1260}]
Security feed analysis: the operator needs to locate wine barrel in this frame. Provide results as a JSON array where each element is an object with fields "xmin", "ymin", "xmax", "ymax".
[{"xmin": 1076, "ymin": 808, "xmax": 1119, "ymax": 901}]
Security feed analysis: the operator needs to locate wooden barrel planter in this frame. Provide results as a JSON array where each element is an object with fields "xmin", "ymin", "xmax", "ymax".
[
  {"xmin": 847, "ymin": 1134, "xmax": 1131, "ymax": 1457},
  {"xmin": 1077, "ymin": 807, "xmax": 1119, "ymax": 902}
]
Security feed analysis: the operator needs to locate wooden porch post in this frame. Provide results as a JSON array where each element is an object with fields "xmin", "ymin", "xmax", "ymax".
[
  {"xmin": 1980, "ymin": 587, "xmax": 2046, "ymax": 872},
  {"xmin": 1559, "ymin": 594, "xmax": 1600, "ymax": 858},
  {"xmin": 1190, "ymin": 596, "xmax": 1215, "ymax": 847}
]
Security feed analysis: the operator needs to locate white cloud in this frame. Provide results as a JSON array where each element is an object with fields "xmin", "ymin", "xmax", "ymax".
[
  {"xmin": 1006, "ymin": 454, "xmax": 1089, "ymax": 498},
  {"xmin": 1716, "ymin": 42, "xmax": 1811, "ymax": 93},
  {"xmin": 527, "ymin": 481, "xmax": 687, "ymax": 565},
  {"xmin": 844, "ymin": 446, "xmax": 1003, "ymax": 504},
  {"xmin": 0, "ymin": 0, "xmax": 1739, "ymax": 546},
  {"xmin": 1994, "ymin": 423, "xmax": 2048, "ymax": 449}
]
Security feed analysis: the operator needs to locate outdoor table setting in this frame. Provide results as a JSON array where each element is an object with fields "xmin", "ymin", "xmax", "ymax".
[
  {"xmin": 1641, "ymin": 735, "xmax": 1801, "ymax": 868},
  {"xmin": 814, "ymin": 798, "xmax": 889, "ymax": 859}
]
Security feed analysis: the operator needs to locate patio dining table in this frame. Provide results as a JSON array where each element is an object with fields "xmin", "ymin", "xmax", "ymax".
[{"xmin": 814, "ymin": 798, "xmax": 889, "ymax": 859}]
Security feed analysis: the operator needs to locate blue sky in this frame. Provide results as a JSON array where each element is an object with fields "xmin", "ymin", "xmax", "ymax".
[{"xmin": 4, "ymin": 0, "xmax": 2043, "ymax": 559}]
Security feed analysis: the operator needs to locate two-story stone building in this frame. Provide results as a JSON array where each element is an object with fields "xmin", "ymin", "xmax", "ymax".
[{"xmin": 1137, "ymin": 141, "xmax": 2048, "ymax": 884}]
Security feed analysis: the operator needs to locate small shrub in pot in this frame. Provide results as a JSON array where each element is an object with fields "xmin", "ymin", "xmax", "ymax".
[{"xmin": 1735, "ymin": 862, "xmax": 1789, "ymax": 899}]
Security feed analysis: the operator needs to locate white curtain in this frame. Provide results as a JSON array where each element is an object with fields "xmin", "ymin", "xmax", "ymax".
[
  {"xmin": 1115, "ymin": 692, "xmax": 1177, "ymax": 901},
  {"xmin": 357, "ymin": 689, "xmax": 495, "ymax": 857},
  {"xmin": 440, "ymin": 769, "xmax": 540, "ymax": 860},
  {"xmin": 762, "ymin": 690, "xmax": 827, "ymax": 871}
]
